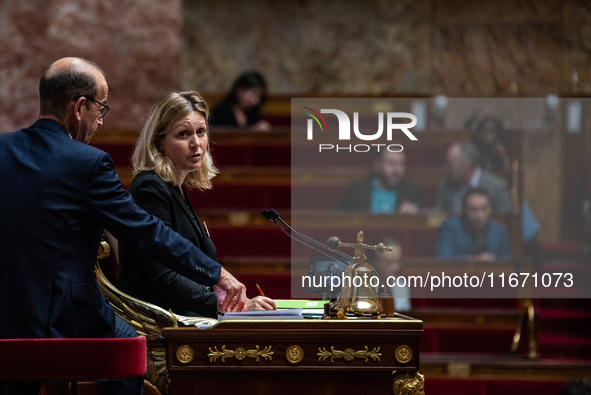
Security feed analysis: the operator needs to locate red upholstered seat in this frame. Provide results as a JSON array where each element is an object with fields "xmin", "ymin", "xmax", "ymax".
[{"xmin": 0, "ymin": 336, "xmax": 146, "ymax": 382}]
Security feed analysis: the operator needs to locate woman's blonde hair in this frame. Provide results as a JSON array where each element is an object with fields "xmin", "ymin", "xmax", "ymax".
[{"xmin": 132, "ymin": 91, "xmax": 218, "ymax": 190}]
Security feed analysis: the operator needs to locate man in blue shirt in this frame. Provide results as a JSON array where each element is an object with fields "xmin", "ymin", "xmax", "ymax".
[
  {"xmin": 436, "ymin": 187, "xmax": 510, "ymax": 260},
  {"xmin": 335, "ymin": 150, "xmax": 423, "ymax": 214}
]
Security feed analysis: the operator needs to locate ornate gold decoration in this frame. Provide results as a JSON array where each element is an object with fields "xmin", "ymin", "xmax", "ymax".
[
  {"xmin": 285, "ymin": 345, "xmax": 304, "ymax": 364},
  {"xmin": 208, "ymin": 345, "xmax": 274, "ymax": 363},
  {"xmin": 393, "ymin": 371, "xmax": 425, "ymax": 395},
  {"xmin": 176, "ymin": 345, "xmax": 194, "ymax": 364},
  {"xmin": 234, "ymin": 347, "xmax": 247, "ymax": 360},
  {"xmin": 317, "ymin": 346, "xmax": 382, "ymax": 363},
  {"xmin": 97, "ymin": 239, "xmax": 111, "ymax": 259},
  {"xmin": 95, "ymin": 240, "xmax": 217, "ymax": 394},
  {"xmin": 394, "ymin": 345, "xmax": 413, "ymax": 364},
  {"xmin": 511, "ymin": 298, "xmax": 539, "ymax": 359}
]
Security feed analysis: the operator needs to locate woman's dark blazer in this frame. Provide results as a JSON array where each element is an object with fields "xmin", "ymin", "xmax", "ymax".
[{"xmin": 118, "ymin": 171, "xmax": 218, "ymax": 318}]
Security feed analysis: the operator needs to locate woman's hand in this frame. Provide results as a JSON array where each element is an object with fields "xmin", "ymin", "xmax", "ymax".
[{"xmin": 246, "ymin": 296, "xmax": 277, "ymax": 311}]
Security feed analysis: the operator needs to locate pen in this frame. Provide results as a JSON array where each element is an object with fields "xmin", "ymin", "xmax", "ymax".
[{"xmin": 255, "ymin": 283, "xmax": 266, "ymax": 297}]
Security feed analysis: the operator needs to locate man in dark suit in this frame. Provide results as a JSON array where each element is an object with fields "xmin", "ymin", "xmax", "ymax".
[
  {"xmin": 436, "ymin": 188, "xmax": 510, "ymax": 260},
  {"xmin": 0, "ymin": 57, "xmax": 245, "ymax": 395},
  {"xmin": 335, "ymin": 150, "xmax": 423, "ymax": 214}
]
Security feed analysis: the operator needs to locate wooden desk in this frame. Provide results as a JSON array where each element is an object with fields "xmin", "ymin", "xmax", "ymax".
[{"xmin": 163, "ymin": 316, "xmax": 425, "ymax": 395}]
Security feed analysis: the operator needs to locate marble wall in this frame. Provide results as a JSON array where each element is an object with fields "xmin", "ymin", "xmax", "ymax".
[
  {"xmin": 183, "ymin": 0, "xmax": 591, "ymax": 97},
  {"xmin": 0, "ymin": 0, "xmax": 183, "ymax": 132},
  {"xmin": 182, "ymin": 0, "xmax": 432, "ymax": 95},
  {"xmin": 3, "ymin": 0, "xmax": 590, "ymax": 126}
]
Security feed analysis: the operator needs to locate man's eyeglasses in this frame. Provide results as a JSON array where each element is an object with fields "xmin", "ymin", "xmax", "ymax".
[{"xmin": 82, "ymin": 96, "xmax": 110, "ymax": 118}]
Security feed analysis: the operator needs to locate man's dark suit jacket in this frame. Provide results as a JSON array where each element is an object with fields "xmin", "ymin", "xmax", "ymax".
[
  {"xmin": 335, "ymin": 178, "xmax": 424, "ymax": 211},
  {"xmin": 0, "ymin": 119, "xmax": 221, "ymax": 339},
  {"xmin": 435, "ymin": 217, "xmax": 510, "ymax": 259},
  {"xmin": 118, "ymin": 172, "xmax": 217, "ymax": 318}
]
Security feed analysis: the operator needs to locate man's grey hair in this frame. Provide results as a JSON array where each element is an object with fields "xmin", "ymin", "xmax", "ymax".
[{"xmin": 458, "ymin": 142, "xmax": 481, "ymax": 168}]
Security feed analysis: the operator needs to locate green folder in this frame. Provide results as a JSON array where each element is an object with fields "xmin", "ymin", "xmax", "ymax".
[{"xmin": 274, "ymin": 300, "xmax": 329, "ymax": 309}]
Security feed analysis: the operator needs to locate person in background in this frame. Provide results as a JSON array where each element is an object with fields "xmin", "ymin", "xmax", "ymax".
[
  {"xmin": 0, "ymin": 57, "xmax": 245, "ymax": 395},
  {"xmin": 211, "ymin": 71, "xmax": 271, "ymax": 130},
  {"xmin": 470, "ymin": 118, "xmax": 542, "ymax": 266},
  {"xmin": 335, "ymin": 150, "xmax": 423, "ymax": 214},
  {"xmin": 436, "ymin": 187, "xmax": 510, "ymax": 260},
  {"xmin": 436, "ymin": 141, "xmax": 512, "ymax": 215},
  {"xmin": 367, "ymin": 237, "xmax": 411, "ymax": 312},
  {"xmin": 471, "ymin": 116, "xmax": 511, "ymax": 176},
  {"xmin": 118, "ymin": 91, "xmax": 276, "ymax": 318}
]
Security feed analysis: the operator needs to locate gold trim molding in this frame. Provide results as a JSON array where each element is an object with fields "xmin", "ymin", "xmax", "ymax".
[
  {"xmin": 317, "ymin": 346, "xmax": 382, "ymax": 363},
  {"xmin": 208, "ymin": 345, "xmax": 274, "ymax": 363},
  {"xmin": 286, "ymin": 345, "xmax": 304, "ymax": 364},
  {"xmin": 176, "ymin": 345, "xmax": 194, "ymax": 365}
]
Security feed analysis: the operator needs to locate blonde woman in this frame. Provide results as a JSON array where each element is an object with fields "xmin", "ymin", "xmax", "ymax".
[{"xmin": 118, "ymin": 91, "xmax": 275, "ymax": 318}]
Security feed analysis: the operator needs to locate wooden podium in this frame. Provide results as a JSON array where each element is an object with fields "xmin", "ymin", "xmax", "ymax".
[{"xmin": 163, "ymin": 315, "xmax": 424, "ymax": 395}]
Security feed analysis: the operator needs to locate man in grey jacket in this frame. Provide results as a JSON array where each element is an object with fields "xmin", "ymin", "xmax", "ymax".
[{"xmin": 436, "ymin": 141, "xmax": 512, "ymax": 215}]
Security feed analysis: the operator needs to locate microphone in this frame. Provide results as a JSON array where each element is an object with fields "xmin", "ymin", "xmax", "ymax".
[
  {"xmin": 261, "ymin": 208, "xmax": 352, "ymax": 265},
  {"xmin": 261, "ymin": 209, "xmax": 273, "ymax": 220},
  {"xmin": 267, "ymin": 209, "xmax": 353, "ymax": 262},
  {"xmin": 264, "ymin": 210, "xmax": 384, "ymax": 285},
  {"xmin": 263, "ymin": 209, "xmax": 387, "ymax": 297}
]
